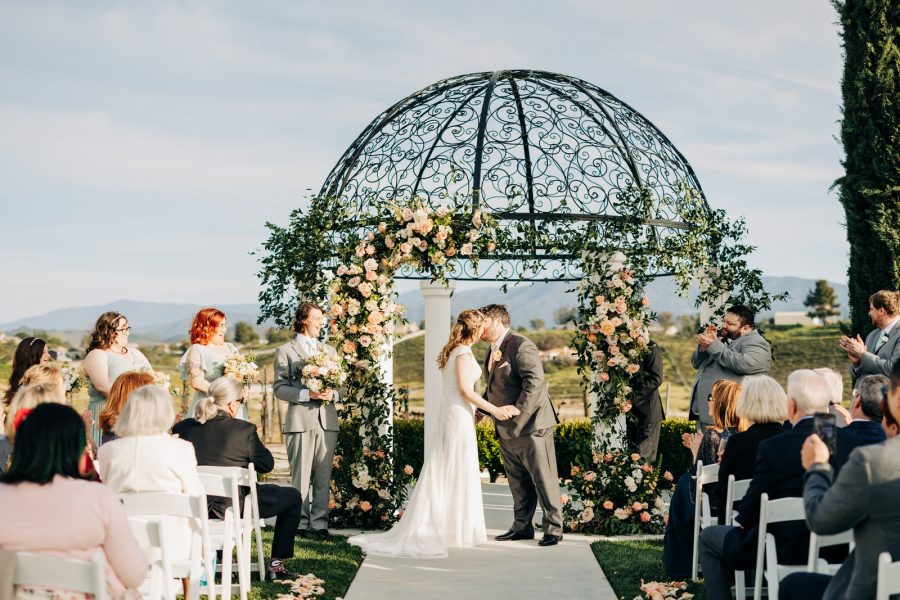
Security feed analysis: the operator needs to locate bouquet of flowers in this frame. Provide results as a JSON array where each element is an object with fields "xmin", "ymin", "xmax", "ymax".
[
  {"xmin": 139, "ymin": 368, "xmax": 175, "ymax": 394},
  {"xmin": 223, "ymin": 353, "xmax": 259, "ymax": 386},
  {"xmin": 59, "ymin": 363, "xmax": 87, "ymax": 397},
  {"xmin": 296, "ymin": 350, "xmax": 346, "ymax": 402}
]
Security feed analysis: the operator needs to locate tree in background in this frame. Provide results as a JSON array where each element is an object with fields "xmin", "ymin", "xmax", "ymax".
[
  {"xmin": 529, "ymin": 318, "xmax": 546, "ymax": 331},
  {"xmin": 554, "ymin": 306, "xmax": 578, "ymax": 328},
  {"xmin": 656, "ymin": 311, "xmax": 674, "ymax": 330},
  {"xmin": 833, "ymin": 0, "xmax": 900, "ymax": 335},
  {"xmin": 265, "ymin": 326, "xmax": 294, "ymax": 344},
  {"xmin": 233, "ymin": 321, "xmax": 258, "ymax": 344},
  {"xmin": 804, "ymin": 280, "xmax": 842, "ymax": 321}
]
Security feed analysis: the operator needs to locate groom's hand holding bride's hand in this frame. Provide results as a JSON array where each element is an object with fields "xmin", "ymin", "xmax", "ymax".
[{"xmin": 493, "ymin": 405, "xmax": 521, "ymax": 420}]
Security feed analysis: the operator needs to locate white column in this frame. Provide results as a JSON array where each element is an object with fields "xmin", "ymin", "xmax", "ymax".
[{"xmin": 420, "ymin": 279, "xmax": 455, "ymax": 457}]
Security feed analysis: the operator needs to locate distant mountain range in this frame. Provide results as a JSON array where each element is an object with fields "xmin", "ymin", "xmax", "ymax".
[{"xmin": 1, "ymin": 276, "xmax": 848, "ymax": 344}]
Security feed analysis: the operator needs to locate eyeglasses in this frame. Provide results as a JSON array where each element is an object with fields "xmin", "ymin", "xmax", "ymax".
[{"xmin": 115, "ymin": 326, "xmax": 132, "ymax": 334}]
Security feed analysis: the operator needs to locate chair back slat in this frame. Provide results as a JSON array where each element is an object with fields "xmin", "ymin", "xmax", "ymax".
[
  {"xmin": 14, "ymin": 552, "xmax": 107, "ymax": 600},
  {"xmin": 877, "ymin": 551, "xmax": 900, "ymax": 600}
]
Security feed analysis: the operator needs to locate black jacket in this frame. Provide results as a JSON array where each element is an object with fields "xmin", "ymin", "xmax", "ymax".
[
  {"xmin": 842, "ymin": 419, "xmax": 886, "ymax": 446},
  {"xmin": 172, "ymin": 412, "xmax": 274, "ymax": 518},
  {"xmin": 630, "ymin": 343, "xmax": 664, "ymax": 426},
  {"xmin": 715, "ymin": 421, "xmax": 785, "ymax": 524},
  {"xmin": 724, "ymin": 418, "xmax": 858, "ymax": 569}
]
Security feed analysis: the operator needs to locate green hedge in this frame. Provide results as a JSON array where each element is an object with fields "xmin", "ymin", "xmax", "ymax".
[{"xmin": 338, "ymin": 417, "xmax": 696, "ymax": 483}]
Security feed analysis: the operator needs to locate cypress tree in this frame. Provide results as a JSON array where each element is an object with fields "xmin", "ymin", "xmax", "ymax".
[{"xmin": 832, "ymin": 0, "xmax": 900, "ymax": 335}]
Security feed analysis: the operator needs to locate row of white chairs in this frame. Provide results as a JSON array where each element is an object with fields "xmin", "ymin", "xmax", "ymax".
[{"xmin": 691, "ymin": 465, "xmax": 900, "ymax": 599}]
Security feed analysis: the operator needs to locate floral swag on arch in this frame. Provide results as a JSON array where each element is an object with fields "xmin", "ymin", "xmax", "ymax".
[{"xmin": 257, "ymin": 187, "xmax": 784, "ymax": 533}]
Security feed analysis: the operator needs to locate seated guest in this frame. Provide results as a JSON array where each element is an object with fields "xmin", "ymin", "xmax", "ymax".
[
  {"xmin": 98, "ymin": 371, "xmax": 155, "ymax": 445},
  {"xmin": 662, "ymin": 379, "xmax": 744, "ymax": 577},
  {"xmin": 779, "ymin": 362, "xmax": 900, "ymax": 600},
  {"xmin": 17, "ymin": 364, "xmax": 66, "ymax": 398},
  {"xmin": 99, "ymin": 384, "xmax": 202, "ymax": 598},
  {"xmin": 173, "ymin": 377, "xmax": 303, "ymax": 580},
  {"xmin": 716, "ymin": 375, "xmax": 788, "ymax": 523},
  {"xmin": 4, "ymin": 382, "xmax": 67, "ymax": 444},
  {"xmin": 813, "ymin": 367, "xmax": 852, "ymax": 427},
  {"xmin": 698, "ymin": 369, "xmax": 858, "ymax": 599},
  {"xmin": 0, "ymin": 403, "xmax": 148, "ymax": 597},
  {"xmin": 841, "ymin": 374, "xmax": 888, "ymax": 445}
]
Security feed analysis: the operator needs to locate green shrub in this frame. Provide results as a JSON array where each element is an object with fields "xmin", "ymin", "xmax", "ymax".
[
  {"xmin": 476, "ymin": 419, "xmax": 504, "ymax": 481},
  {"xmin": 393, "ymin": 418, "xmax": 425, "ymax": 474},
  {"xmin": 554, "ymin": 418, "xmax": 593, "ymax": 474},
  {"xmin": 658, "ymin": 417, "xmax": 695, "ymax": 481}
]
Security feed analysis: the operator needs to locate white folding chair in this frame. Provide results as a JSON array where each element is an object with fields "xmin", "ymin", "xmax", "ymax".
[
  {"xmin": 691, "ymin": 460, "xmax": 720, "ymax": 580},
  {"xmin": 724, "ymin": 475, "xmax": 753, "ymax": 600},
  {"xmin": 198, "ymin": 464, "xmax": 266, "ymax": 582},
  {"xmin": 119, "ymin": 492, "xmax": 216, "ymax": 600},
  {"xmin": 14, "ymin": 551, "xmax": 108, "ymax": 600},
  {"xmin": 753, "ymin": 494, "xmax": 807, "ymax": 600},
  {"xmin": 128, "ymin": 516, "xmax": 174, "ymax": 600},
  {"xmin": 807, "ymin": 529, "xmax": 854, "ymax": 575},
  {"xmin": 198, "ymin": 471, "xmax": 248, "ymax": 600},
  {"xmin": 877, "ymin": 551, "xmax": 900, "ymax": 600}
]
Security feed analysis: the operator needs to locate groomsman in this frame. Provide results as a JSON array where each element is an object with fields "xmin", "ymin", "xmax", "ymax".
[
  {"xmin": 273, "ymin": 302, "xmax": 340, "ymax": 536},
  {"xmin": 840, "ymin": 290, "xmax": 900, "ymax": 388}
]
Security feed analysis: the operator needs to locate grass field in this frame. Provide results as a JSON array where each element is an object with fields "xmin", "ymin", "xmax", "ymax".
[{"xmin": 592, "ymin": 538, "xmax": 705, "ymax": 600}]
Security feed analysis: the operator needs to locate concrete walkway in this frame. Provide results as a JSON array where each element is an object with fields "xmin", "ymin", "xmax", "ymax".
[{"xmin": 341, "ymin": 482, "xmax": 616, "ymax": 599}]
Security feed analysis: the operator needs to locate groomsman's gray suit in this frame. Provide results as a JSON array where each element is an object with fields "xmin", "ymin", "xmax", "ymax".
[
  {"xmin": 689, "ymin": 330, "xmax": 771, "ymax": 426},
  {"xmin": 273, "ymin": 335, "xmax": 340, "ymax": 532},
  {"xmin": 849, "ymin": 321, "xmax": 900, "ymax": 387},
  {"xmin": 484, "ymin": 330, "xmax": 563, "ymax": 537}
]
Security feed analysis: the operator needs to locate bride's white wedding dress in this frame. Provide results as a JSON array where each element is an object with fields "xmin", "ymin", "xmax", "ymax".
[{"xmin": 348, "ymin": 345, "xmax": 487, "ymax": 558}]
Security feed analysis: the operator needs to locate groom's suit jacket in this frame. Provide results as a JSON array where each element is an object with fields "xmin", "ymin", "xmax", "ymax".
[
  {"xmin": 484, "ymin": 331, "xmax": 559, "ymax": 440},
  {"xmin": 849, "ymin": 321, "xmax": 900, "ymax": 387},
  {"xmin": 273, "ymin": 338, "xmax": 340, "ymax": 434}
]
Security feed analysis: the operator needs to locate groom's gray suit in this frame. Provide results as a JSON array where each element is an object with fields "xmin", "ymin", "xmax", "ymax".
[
  {"xmin": 273, "ymin": 335, "xmax": 340, "ymax": 532},
  {"xmin": 484, "ymin": 330, "xmax": 563, "ymax": 537}
]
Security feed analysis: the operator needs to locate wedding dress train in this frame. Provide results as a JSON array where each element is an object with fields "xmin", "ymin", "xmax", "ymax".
[{"xmin": 348, "ymin": 346, "xmax": 487, "ymax": 558}]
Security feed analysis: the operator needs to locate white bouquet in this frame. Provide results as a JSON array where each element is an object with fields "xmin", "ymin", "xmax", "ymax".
[
  {"xmin": 139, "ymin": 367, "xmax": 175, "ymax": 394},
  {"xmin": 59, "ymin": 363, "xmax": 87, "ymax": 397},
  {"xmin": 296, "ymin": 350, "xmax": 346, "ymax": 403},
  {"xmin": 223, "ymin": 353, "xmax": 259, "ymax": 386}
]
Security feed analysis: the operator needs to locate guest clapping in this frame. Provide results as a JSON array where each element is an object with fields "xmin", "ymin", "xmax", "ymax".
[
  {"xmin": 0, "ymin": 404, "xmax": 148, "ymax": 597},
  {"xmin": 173, "ymin": 377, "xmax": 302, "ymax": 580},
  {"xmin": 83, "ymin": 312, "xmax": 151, "ymax": 446},
  {"xmin": 4, "ymin": 336, "xmax": 51, "ymax": 405},
  {"xmin": 840, "ymin": 290, "xmax": 900, "ymax": 385},
  {"xmin": 179, "ymin": 308, "xmax": 248, "ymax": 421}
]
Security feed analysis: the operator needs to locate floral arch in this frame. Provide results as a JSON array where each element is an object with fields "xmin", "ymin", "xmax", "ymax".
[{"xmin": 258, "ymin": 70, "xmax": 780, "ymax": 533}]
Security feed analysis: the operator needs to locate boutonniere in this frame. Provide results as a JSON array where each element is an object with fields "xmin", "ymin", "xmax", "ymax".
[{"xmin": 491, "ymin": 348, "xmax": 502, "ymax": 363}]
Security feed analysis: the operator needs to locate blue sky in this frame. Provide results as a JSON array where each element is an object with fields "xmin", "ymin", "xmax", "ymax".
[{"xmin": 0, "ymin": 1, "xmax": 847, "ymax": 321}]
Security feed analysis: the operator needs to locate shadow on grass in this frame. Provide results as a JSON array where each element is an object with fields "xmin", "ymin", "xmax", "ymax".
[{"xmin": 591, "ymin": 538, "xmax": 704, "ymax": 600}]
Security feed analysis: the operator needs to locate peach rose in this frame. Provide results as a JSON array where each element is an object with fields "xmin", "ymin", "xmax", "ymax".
[
  {"xmin": 359, "ymin": 501, "xmax": 372, "ymax": 512},
  {"xmin": 602, "ymin": 500, "xmax": 614, "ymax": 510},
  {"xmin": 404, "ymin": 465, "xmax": 414, "ymax": 476},
  {"xmin": 640, "ymin": 511, "xmax": 651, "ymax": 523},
  {"xmin": 632, "ymin": 501, "xmax": 643, "ymax": 512},
  {"xmin": 630, "ymin": 453, "xmax": 641, "ymax": 461}
]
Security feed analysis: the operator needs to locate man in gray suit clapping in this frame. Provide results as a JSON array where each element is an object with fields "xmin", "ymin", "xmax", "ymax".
[
  {"xmin": 840, "ymin": 290, "xmax": 900, "ymax": 388},
  {"xmin": 273, "ymin": 302, "xmax": 340, "ymax": 537}
]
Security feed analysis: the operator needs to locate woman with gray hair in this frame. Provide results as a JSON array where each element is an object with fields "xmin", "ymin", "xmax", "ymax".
[
  {"xmin": 98, "ymin": 384, "xmax": 203, "ymax": 598},
  {"xmin": 714, "ymin": 374, "xmax": 788, "ymax": 523},
  {"xmin": 173, "ymin": 377, "xmax": 304, "ymax": 580}
]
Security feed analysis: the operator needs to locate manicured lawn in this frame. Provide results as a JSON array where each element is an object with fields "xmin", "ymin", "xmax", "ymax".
[
  {"xmin": 591, "ymin": 538, "xmax": 705, "ymax": 600},
  {"xmin": 245, "ymin": 530, "xmax": 363, "ymax": 599}
]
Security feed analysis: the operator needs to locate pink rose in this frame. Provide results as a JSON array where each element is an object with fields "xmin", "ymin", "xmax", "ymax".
[
  {"xmin": 632, "ymin": 501, "xmax": 643, "ymax": 512},
  {"xmin": 599, "ymin": 372, "xmax": 610, "ymax": 382},
  {"xmin": 640, "ymin": 511, "xmax": 651, "ymax": 523},
  {"xmin": 404, "ymin": 465, "xmax": 414, "ymax": 476},
  {"xmin": 602, "ymin": 500, "xmax": 614, "ymax": 510},
  {"xmin": 359, "ymin": 501, "xmax": 372, "ymax": 512},
  {"xmin": 583, "ymin": 471, "xmax": 597, "ymax": 482},
  {"xmin": 664, "ymin": 471, "xmax": 674, "ymax": 481}
]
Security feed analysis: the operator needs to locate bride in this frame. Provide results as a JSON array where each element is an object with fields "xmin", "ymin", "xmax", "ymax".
[{"xmin": 348, "ymin": 309, "xmax": 519, "ymax": 558}]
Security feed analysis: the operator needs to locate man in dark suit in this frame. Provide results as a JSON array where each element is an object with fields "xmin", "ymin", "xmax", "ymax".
[
  {"xmin": 478, "ymin": 304, "xmax": 563, "ymax": 547},
  {"xmin": 779, "ymin": 363, "xmax": 900, "ymax": 600},
  {"xmin": 698, "ymin": 370, "xmax": 858, "ymax": 599},
  {"xmin": 626, "ymin": 342, "xmax": 664, "ymax": 462},
  {"xmin": 842, "ymin": 374, "xmax": 889, "ymax": 445},
  {"xmin": 173, "ymin": 389, "xmax": 303, "ymax": 580}
]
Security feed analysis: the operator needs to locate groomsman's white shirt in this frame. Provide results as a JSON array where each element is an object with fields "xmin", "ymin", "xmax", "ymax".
[{"xmin": 293, "ymin": 333, "xmax": 339, "ymax": 403}]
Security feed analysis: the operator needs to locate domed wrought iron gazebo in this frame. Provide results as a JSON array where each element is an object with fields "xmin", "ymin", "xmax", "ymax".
[{"xmin": 318, "ymin": 69, "xmax": 711, "ymax": 282}]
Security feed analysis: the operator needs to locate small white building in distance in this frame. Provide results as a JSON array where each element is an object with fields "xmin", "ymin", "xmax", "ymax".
[{"xmin": 774, "ymin": 311, "xmax": 815, "ymax": 326}]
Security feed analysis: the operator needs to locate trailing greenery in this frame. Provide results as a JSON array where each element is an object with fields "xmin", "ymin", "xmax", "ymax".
[
  {"xmin": 592, "ymin": 538, "xmax": 705, "ymax": 600},
  {"xmin": 832, "ymin": 0, "xmax": 900, "ymax": 335}
]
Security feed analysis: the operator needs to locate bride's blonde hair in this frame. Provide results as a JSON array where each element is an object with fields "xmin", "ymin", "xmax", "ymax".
[{"xmin": 437, "ymin": 310, "xmax": 485, "ymax": 369}]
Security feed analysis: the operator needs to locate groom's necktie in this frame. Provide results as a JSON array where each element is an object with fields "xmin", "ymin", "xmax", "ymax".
[
  {"xmin": 875, "ymin": 330, "xmax": 889, "ymax": 352},
  {"xmin": 488, "ymin": 344, "xmax": 498, "ymax": 371}
]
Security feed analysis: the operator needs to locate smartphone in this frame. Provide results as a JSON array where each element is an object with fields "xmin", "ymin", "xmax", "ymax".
[{"xmin": 813, "ymin": 412, "xmax": 837, "ymax": 456}]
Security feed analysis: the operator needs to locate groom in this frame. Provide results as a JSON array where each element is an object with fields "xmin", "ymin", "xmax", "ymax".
[{"xmin": 479, "ymin": 304, "xmax": 564, "ymax": 546}]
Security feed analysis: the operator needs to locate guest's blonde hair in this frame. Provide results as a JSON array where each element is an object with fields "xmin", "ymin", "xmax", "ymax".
[
  {"xmin": 19, "ymin": 364, "xmax": 63, "ymax": 388},
  {"xmin": 113, "ymin": 385, "xmax": 174, "ymax": 437},
  {"xmin": 194, "ymin": 377, "xmax": 243, "ymax": 424},
  {"xmin": 737, "ymin": 375, "xmax": 788, "ymax": 424},
  {"xmin": 4, "ymin": 382, "xmax": 67, "ymax": 440},
  {"xmin": 437, "ymin": 310, "xmax": 485, "ymax": 369},
  {"xmin": 709, "ymin": 379, "xmax": 746, "ymax": 432}
]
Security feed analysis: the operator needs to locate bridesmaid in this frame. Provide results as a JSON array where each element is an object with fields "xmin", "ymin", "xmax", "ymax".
[
  {"xmin": 83, "ymin": 311, "xmax": 151, "ymax": 447},
  {"xmin": 4, "ymin": 337, "xmax": 52, "ymax": 405},
  {"xmin": 179, "ymin": 308, "xmax": 249, "ymax": 421}
]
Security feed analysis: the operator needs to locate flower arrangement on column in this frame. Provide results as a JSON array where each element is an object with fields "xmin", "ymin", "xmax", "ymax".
[
  {"xmin": 563, "ymin": 250, "xmax": 668, "ymax": 534},
  {"xmin": 326, "ymin": 198, "xmax": 500, "ymax": 528}
]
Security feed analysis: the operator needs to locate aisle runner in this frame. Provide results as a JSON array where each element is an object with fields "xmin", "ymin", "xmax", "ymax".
[{"xmin": 343, "ymin": 483, "xmax": 616, "ymax": 600}]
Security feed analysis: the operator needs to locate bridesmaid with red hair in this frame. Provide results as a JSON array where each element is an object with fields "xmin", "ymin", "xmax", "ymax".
[{"xmin": 179, "ymin": 308, "xmax": 249, "ymax": 420}]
